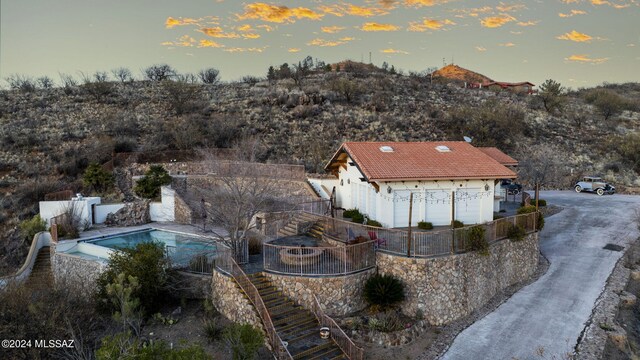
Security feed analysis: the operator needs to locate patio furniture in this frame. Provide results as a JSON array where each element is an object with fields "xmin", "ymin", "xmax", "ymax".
[{"xmin": 368, "ymin": 231, "xmax": 387, "ymax": 248}]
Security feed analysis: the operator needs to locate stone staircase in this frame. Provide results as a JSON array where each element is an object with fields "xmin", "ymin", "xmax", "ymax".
[
  {"xmin": 277, "ymin": 213, "xmax": 324, "ymax": 239},
  {"xmin": 246, "ymin": 273, "xmax": 346, "ymax": 360},
  {"xmin": 25, "ymin": 247, "xmax": 53, "ymax": 289}
]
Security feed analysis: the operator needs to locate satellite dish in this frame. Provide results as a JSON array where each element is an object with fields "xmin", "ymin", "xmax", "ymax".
[{"xmin": 463, "ymin": 136, "xmax": 473, "ymax": 143}]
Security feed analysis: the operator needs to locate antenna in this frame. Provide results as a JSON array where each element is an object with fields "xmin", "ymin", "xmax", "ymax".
[
  {"xmin": 451, "ymin": 54, "xmax": 454, "ymax": 65},
  {"xmin": 463, "ymin": 136, "xmax": 473, "ymax": 143},
  {"xmin": 443, "ymin": 58, "xmax": 446, "ymax": 67},
  {"xmin": 369, "ymin": 52, "xmax": 372, "ymax": 64}
]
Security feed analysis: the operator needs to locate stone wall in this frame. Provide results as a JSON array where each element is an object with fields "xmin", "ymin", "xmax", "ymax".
[
  {"xmin": 264, "ymin": 268, "xmax": 376, "ymax": 316},
  {"xmin": 51, "ymin": 252, "xmax": 106, "ymax": 294},
  {"xmin": 174, "ymin": 192, "xmax": 194, "ymax": 224},
  {"xmin": 210, "ymin": 270, "xmax": 263, "ymax": 331},
  {"xmin": 377, "ymin": 232, "xmax": 539, "ymax": 325},
  {"xmin": 105, "ymin": 200, "xmax": 151, "ymax": 226}
]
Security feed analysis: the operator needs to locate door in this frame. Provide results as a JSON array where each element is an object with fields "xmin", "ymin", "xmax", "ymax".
[
  {"xmin": 455, "ymin": 188, "xmax": 481, "ymax": 224},
  {"xmin": 393, "ymin": 190, "xmax": 420, "ymax": 227},
  {"xmin": 425, "ymin": 189, "xmax": 451, "ymax": 226}
]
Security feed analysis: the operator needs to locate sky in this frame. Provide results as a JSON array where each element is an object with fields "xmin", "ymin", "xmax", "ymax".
[{"xmin": 1, "ymin": 0, "xmax": 639, "ymax": 88}]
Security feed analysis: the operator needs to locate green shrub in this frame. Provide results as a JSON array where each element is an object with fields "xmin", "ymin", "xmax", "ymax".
[
  {"xmin": 19, "ymin": 214, "xmax": 47, "ymax": 242},
  {"xmin": 366, "ymin": 219, "xmax": 382, "ymax": 227},
  {"xmin": 452, "ymin": 220, "xmax": 465, "ymax": 228},
  {"xmin": 364, "ymin": 274, "xmax": 405, "ymax": 308},
  {"xmin": 223, "ymin": 323, "xmax": 264, "ymax": 360},
  {"xmin": 367, "ymin": 311, "xmax": 403, "ymax": 332},
  {"xmin": 97, "ymin": 242, "xmax": 169, "ymax": 316},
  {"xmin": 134, "ymin": 165, "xmax": 172, "ymax": 199},
  {"xmin": 517, "ymin": 205, "xmax": 544, "ymax": 231},
  {"xmin": 493, "ymin": 214, "xmax": 504, "ymax": 220},
  {"xmin": 351, "ymin": 213, "xmax": 365, "ymax": 224},
  {"xmin": 83, "ymin": 162, "xmax": 114, "ymax": 194},
  {"xmin": 96, "ymin": 331, "xmax": 211, "ymax": 360},
  {"xmin": 418, "ymin": 221, "xmax": 433, "ymax": 230},
  {"xmin": 507, "ymin": 224, "xmax": 526, "ymax": 242},
  {"xmin": 343, "ymin": 208, "xmax": 361, "ymax": 219},
  {"xmin": 465, "ymin": 226, "xmax": 489, "ymax": 256},
  {"xmin": 530, "ymin": 199, "xmax": 547, "ymax": 207},
  {"xmin": 204, "ymin": 318, "xmax": 223, "ymax": 342}
]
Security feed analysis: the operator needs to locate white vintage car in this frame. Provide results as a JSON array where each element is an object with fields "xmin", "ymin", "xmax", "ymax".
[{"xmin": 574, "ymin": 176, "xmax": 615, "ymax": 196}]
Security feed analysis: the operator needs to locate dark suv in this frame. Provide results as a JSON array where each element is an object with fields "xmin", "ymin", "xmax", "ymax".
[{"xmin": 501, "ymin": 179, "xmax": 523, "ymax": 195}]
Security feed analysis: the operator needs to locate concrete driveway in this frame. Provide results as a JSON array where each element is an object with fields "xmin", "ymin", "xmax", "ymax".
[{"xmin": 440, "ymin": 191, "xmax": 640, "ymax": 360}]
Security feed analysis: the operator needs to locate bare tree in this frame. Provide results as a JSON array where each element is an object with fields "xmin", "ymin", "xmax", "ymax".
[
  {"xmin": 199, "ymin": 67, "xmax": 220, "ymax": 84},
  {"xmin": 111, "ymin": 67, "xmax": 132, "ymax": 83},
  {"xmin": 143, "ymin": 64, "xmax": 176, "ymax": 82},
  {"xmin": 36, "ymin": 76, "xmax": 55, "ymax": 89},
  {"xmin": 517, "ymin": 145, "xmax": 568, "ymax": 195}
]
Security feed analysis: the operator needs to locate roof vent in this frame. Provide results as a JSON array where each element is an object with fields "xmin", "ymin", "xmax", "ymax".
[
  {"xmin": 435, "ymin": 145, "xmax": 451, "ymax": 153},
  {"xmin": 379, "ymin": 146, "xmax": 394, "ymax": 153}
]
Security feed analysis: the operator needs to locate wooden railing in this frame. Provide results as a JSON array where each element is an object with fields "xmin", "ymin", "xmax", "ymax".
[
  {"xmin": 215, "ymin": 249, "xmax": 293, "ymax": 360},
  {"xmin": 311, "ymin": 294, "xmax": 364, "ymax": 360},
  {"xmin": 263, "ymin": 241, "xmax": 376, "ymax": 276},
  {"xmin": 318, "ymin": 212, "xmax": 539, "ymax": 258}
]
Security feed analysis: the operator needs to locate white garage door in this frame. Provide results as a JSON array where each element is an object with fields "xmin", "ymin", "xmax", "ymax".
[
  {"xmin": 359, "ymin": 184, "xmax": 367, "ymax": 213},
  {"xmin": 394, "ymin": 190, "xmax": 420, "ymax": 227},
  {"xmin": 455, "ymin": 188, "xmax": 481, "ymax": 224},
  {"xmin": 425, "ymin": 189, "xmax": 451, "ymax": 226},
  {"xmin": 368, "ymin": 187, "xmax": 377, "ymax": 220}
]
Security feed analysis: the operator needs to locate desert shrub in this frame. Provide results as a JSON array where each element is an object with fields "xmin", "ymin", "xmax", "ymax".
[
  {"xmin": 364, "ymin": 274, "xmax": 405, "ymax": 308},
  {"xmin": 248, "ymin": 236, "xmax": 262, "ymax": 255},
  {"xmin": 199, "ymin": 68, "xmax": 220, "ymax": 84},
  {"xmin": 618, "ymin": 132, "xmax": 640, "ymax": 172},
  {"xmin": 367, "ymin": 311, "xmax": 404, "ymax": 332},
  {"xmin": 144, "ymin": 64, "xmax": 176, "ymax": 81},
  {"xmin": 366, "ymin": 219, "xmax": 382, "ymax": 227},
  {"xmin": 418, "ymin": 221, "xmax": 433, "ymax": 230},
  {"xmin": 5, "ymin": 74, "xmax": 37, "ymax": 92},
  {"xmin": 452, "ymin": 220, "xmax": 465, "ymax": 228},
  {"xmin": 189, "ymin": 254, "xmax": 213, "ymax": 273},
  {"xmin": 163, "ymin": 79, "xmax": 203, "ymax": 115},
  {"xmin": 96, "ymin": 242, "xmax": 169, "ymax": 316},
  {"xmin": 465, "ymin": 226, "xmax": 488, "ymax": 256},
  {"xmin": 329, "ymin": 77, "xmax": 363, "ymax": 103},
  {"xmin": 242, "ymin": 76, "xmax": 261, "ymax": 86},
  {"xmin": 96, "ymin": 331, "xmax": 211, "ymax": 360},
  {"xmin": 56, "ymin": 202, "xmax": 88, "ymax": 239},
  {"xmin": 342, "ymin": 208, "xmax": 361, "ymax": 219},
  {"xmin": 134, "ymin": 165, "xmax": 172, "ymax": 199},
  {"xmin": 106, "ymin": 273, "xmax": 143, "ymax": 335},
  {"xmin": 19, "ymin": 214, "xmax": 47, "ymax": 242},
  {"xmin": 111, "ymin": 67, "xmax": 133, "ymax": 83},
  {"xmin": 83, "ymin": 162, "xmax": 115, "ymax": 194},
  {"xmin": 584, "ymin": 89, "xmax": 629, "ymax": 120},
  {"xmin": 223, "ymin": 323, "xmax": 264, "ymax": 360},
  {"xmin": 507, "ymin": 224, "xmax": 526, "ymax": 242},
  {"xmin": 203, "ymin": 318, "xmax": 223, "ymax": 342}
]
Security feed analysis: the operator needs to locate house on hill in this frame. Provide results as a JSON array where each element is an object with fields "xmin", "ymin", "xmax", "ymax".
[{"xmin": 319, "ymin": 142, "xmax": 517, "ymax": 228}]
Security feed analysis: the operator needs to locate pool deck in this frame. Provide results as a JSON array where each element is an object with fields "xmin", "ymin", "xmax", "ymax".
[{"xmin": 75, "ymin": 222, "xmax": 229, "ymax": 242}]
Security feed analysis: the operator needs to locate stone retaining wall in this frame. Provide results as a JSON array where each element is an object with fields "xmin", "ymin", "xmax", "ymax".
[
  {"xmin": 51, "ymin": 252, "xmax": 106, "ymax": 294},
  {"xmin": 264, "ymin": 268, "xmax": 376, "ymax": 316},
  {"xmin": 377, "ymin": 233, "xmax": 539, "ymax": 325},
  {"xmin": 210, "ymin": 270, "xmax": 263, "ymax": 331}
]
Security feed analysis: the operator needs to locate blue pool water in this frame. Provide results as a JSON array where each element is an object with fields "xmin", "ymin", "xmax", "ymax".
[{"xmin": 87, "ymin": 229, "xmax": 216, "ymax": 254}]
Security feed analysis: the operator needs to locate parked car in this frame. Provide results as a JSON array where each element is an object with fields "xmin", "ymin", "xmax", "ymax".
[
  {"xmin": 501, "ymin": 179, "xmax": 523, "ymax": 195},
  {"xmin": 574, "ymin": 176, "xmax": 615, "ymax": 196}
]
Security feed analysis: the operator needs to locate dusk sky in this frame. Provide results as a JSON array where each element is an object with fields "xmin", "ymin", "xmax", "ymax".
[{"xmin": 1, "ymin": 0, "xmax": 639, "ymax": 88}]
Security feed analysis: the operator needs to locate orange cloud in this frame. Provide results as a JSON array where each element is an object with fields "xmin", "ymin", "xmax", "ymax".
[
  {"xmin": 237, "ymin": 3, "xmax": 323, "ymax": 23},
  {"xmin": 360, "ymin": 22, "xmax": 400, "ymax": 31},
  {"xmin": 565, "ymin": 54, "xmax": 609, "ymax": 64},
  {"xmin": 198, "ymin": 39, "xmax": 224, "ymax": 48},
  {"xmin": 481, "ymin": 14, "xmax": 516, "ymax": 28},
  {"xmin": 557, "ymin": 30, "xmax": 593, "ymax": 42},
  {"xmin": 237, "ymin": 24, "xmax": 253, "ymax": 32},
  {"xmin": 475, "ymin": 46, "xmax": 487, "ymax": 52},
  {"xmin": 559, "ymin": 9, "xmax": 587, "ymax": 17},
  {"xmin": 380, "ymin": 48, "xmax": 409, "ymax": 54},
  {"xmin": 321, "ymin": 26, "xmax": 346, "ymax": 33},
  {"xmin": 404, "ymin": 0, "xmax": 450, "ymax": 7},
  {"xmin": 162, "ymin": 35, "xmax": 196, "ymax": 47},
  {"xmin": 288, "ymin": 48, "xmax": 301, "ymax": 52},
  {"xmin": 242, "ymin": 33, "xmax": 261, "ymax": 39},
  {"xmin": 496, "ymin": 4, "xmax": 526, "ymax": 12},
  {"xmin": 307, "ymin": 37, "xmax": 354, "ymax": 46},
  {"xmin": 517, "ymin": 20, "xmax": 539, "ymax": 26},
  {"xmin": 199, "ymin": 27, "xmax": 240, "ymax": 38},
  {"xmin": 451, "ymin": 6, "xmax": 493, "ymax": 18},
  {"xmin": 499, "ymin": 42, "xmax": 516, "ymax": 47},
  {"xmin": 223, "ymin": 47, "xmax": 266, "ymax": 53},
  {"xmin": 319, "ymin": 4, "xmax": 389, "ymax": 17},
  {"xmin": 589, "ymin": 0, "xmax": 631, "ymax": 7},
  {"xmin": 408, "ymin": 18, "xmax": 455, "ymax": 31},
  {"xmin": 165, "ymin": 17, "xmax": 200, "ymax": 29}
]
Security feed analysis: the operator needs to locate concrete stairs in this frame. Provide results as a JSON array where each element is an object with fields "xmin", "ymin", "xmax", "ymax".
[
  {"xmin": 246, "ymin": 273, "xmax": 346, "ymax": 360},
  {"xmin": 25, "ymin": 247, "xmax": 53, "ymax": 289},
  {"xmin": 277, "ymin": 213, "xmax": 324, "ymax": 239}
]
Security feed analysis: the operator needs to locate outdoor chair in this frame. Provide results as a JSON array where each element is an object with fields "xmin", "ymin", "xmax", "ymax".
[{"xmin": 368, "ymin": 231, "xmax": 387, "ymax": 248}]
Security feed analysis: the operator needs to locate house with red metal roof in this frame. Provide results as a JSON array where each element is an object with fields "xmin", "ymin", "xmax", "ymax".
[{"xmin": 321, "ymin": 142, "xmax": 517, "ymax": 228}]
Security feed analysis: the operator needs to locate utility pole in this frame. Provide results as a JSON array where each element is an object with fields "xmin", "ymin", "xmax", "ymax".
[{"xmin": 407, "ymin": 192, "xmax": 413, "ymax": 257}]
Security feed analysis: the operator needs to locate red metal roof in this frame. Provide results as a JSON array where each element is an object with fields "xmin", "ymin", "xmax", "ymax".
[
  {"xmin": 477, "ymin": 147, "xmax": 519, "ymax": 166},
  {"xmin": 326, "ymin": 142, "xmax": 517, "ymax": 181}
]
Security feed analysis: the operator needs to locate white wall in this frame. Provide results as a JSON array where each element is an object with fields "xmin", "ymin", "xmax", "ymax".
[
  {"xmin": 332, "ymin": 158, "xmax": 497, "ymax": 228},
  {"xmin": 94, "ymin": 204, "xmax": 125, "ymax": 224},
  {"xmin": 150, "ymin": 186, "xmax": 175, "ymax": 222},
  {"xmin": 39, "ymin": 197, "xmax": 101, "ymax": 227}
]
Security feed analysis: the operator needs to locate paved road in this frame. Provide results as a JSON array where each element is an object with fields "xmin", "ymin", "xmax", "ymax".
[{"xmin": 441, "ymin": 191, "xmax": 640, "ymax": 360}]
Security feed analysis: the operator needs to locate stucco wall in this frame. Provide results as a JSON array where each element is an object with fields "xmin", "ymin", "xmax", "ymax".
[
  {"xmin": 94, "ymin": 204, "xmax": 126, "ymax": 224},
  {"xmin": 51, "ymin": 252, "xmax": 106, "ymax": 294},
  {"xmin": 264, "ymin": 268, "xmax": 376, "ymax": 316},
  {"xmin": 39, "ymin": 198, "xmax": 100, "ymax": 227},
  {"xmin": 377, "ymin": 232, "xmax": 539, "ymax": 325},
  {"xmin": 210, "ymin": 270, "xmax": 263, "ymax": 331}
]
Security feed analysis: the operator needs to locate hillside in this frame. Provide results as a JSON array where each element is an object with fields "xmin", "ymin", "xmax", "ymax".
[
  {"xmin": 1, "ymin": 64, "xmax": 639, "ymax": 274},
  {"xmin": 432, "ymin": 64, "xmax": 493, "ymax": 84}
]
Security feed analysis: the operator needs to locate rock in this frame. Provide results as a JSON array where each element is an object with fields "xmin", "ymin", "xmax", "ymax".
[
  {"xmin": 172, "ymin": 306, "xmax": 182, "ymax": 316},
  {"xmin": 620, "ymin": 292, "xmax": 636, "ymax": 307},
  {"xmin": 105, "ymin": 200, "xmax": 151, "ymax": 226},
  {"xmin": 608, "ymin": 332, "xmax": 627, "ymax": 351},
  {"xmin": 630, "ymin": 271, "xmax": 640, "ymax": 280}
]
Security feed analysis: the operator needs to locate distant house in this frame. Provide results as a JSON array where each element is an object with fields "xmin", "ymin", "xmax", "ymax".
[
  {"xmin": 319, "ymin": 142, "xmax": 517, "ymax": 228},
  {"xmin": 484, "ymin": 81, "xmax": 535, "ymax": 94}
]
